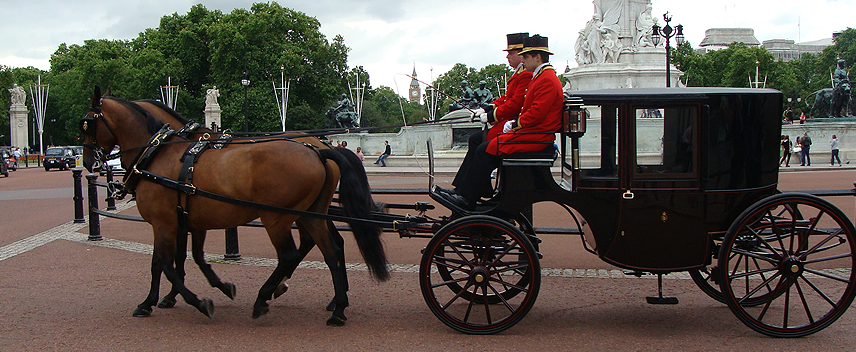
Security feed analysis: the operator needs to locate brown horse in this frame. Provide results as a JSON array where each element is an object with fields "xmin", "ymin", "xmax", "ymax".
[
  {"xmin": 81, "ymin": 87, "xmax": 387, "ymax": 325},
  {"xmin": 131, "ymin": 98, "xmax": 372, "ymax": 312}
]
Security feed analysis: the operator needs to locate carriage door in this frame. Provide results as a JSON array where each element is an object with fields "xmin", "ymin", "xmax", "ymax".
[{"xmin": 605, "ymin": 104, "xmax": 708, "ymax": 270}]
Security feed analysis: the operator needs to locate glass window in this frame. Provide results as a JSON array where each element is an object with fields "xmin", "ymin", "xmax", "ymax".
[
  {"xmin": 634, "ymin": 106, "xmax": 696, "ymax": 176},
  {"xmin": 579, "ymin": 105, "xmax": 619, "ymax": 178}
]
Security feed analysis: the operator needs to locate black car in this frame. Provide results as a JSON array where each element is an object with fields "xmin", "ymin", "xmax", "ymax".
[{"xmin": 44, "ymin": 146, "xmax": 79, "ymax": 171}]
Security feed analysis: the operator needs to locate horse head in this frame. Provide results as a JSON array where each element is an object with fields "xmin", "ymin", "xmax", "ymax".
[{"xmin": 80, "ymin": 86, "xmax": 114, "ymax": 172}]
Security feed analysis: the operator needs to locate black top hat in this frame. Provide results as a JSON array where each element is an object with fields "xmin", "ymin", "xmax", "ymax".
[
  {"xmin": 504, "ymin": 32, "xmax": 528, "ymax": 51},
  {"xmin": 519, "ymin": 34, "xmax": 553, "ymax": 55}
]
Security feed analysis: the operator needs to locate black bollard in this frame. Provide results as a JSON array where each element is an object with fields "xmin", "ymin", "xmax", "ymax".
[
  {"xmin": 224, "ymin": 227, "xmax": 241, "ymax": 260},
  {"xmin": 105, "ymin": 168, "xmax": 116, "ymax": 211},
  {"xmin": 73, "ymin": 169, "xmax": 85, "ymax": 223},
  {"xmin": 86, "ymin": 174, "xmax": 102, "ymax": 241}
]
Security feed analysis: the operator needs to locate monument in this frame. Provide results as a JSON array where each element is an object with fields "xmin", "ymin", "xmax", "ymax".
[
  {"xmin": 564, "ymin": 0, "xmax": 683, "ymax": 91},
  {"xmin": 7, "ymin": 84, "xmax": 28, "ymax": 149},
  {"xmin": 204, "ymin": 86, "xmax": 222, "ymax": 130}
]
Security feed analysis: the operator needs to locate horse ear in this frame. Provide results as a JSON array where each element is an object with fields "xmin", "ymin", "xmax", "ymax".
[
  {"xmin": 91, "ymin": 86, "xmax": 102, "ymax": 109},
  {"xmin": 104, "ymin": 87, "xmax": 113, "ymax": 97}
]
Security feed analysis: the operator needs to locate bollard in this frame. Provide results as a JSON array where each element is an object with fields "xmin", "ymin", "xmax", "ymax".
[
  {"xmin": 105, "ymin": 168, "xmax": 116, "ymax": 211},
  {"xmin": 86, "ymin": 174, "xmax": 102, "ymax": 241},
  {"xmin": 224, "ymin": 227, "xmax": 241, "ymax": 260},
  {"xmin": 73, "ymin": 169, "xmax": 85, "ymax": 223}
]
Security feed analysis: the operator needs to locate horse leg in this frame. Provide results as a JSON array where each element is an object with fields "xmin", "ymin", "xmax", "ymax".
[
  {"xmin": 152, "ymin": 230, "xmax": 214, "ymax": 318},
  {"xmin": 273, "ymin": 226, "xmax": 316, "ymax": 299},
  {"xmin": 188, "ymin": 229, "xmax": 237, "ymax": 300},
  {"xmin": 324, "ymin": 220, "xmax": 348, "ymax": 312},
  {"xmin": 157, "ymin": 230, "xmax": 188, "ymax": 309},
  {"xmin": 253, "ymin": 217, "xmax": 301, "ymax": 319},
  {"xmin": 134, "ymin": 255, "xmax": 164, "ymax": 317},
  {"xmin": 308, "ymin": 218, "xmax": 350, "ymax": 326}
]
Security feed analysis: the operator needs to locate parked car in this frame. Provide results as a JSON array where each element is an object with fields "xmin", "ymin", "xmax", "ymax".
[
  {"xmin": 44, "ymin": 146, "xmax": 79, "ymax": 171},
  {"xmin": 99, "ymin": 147, "xmax": 125, "ymax": 176}
]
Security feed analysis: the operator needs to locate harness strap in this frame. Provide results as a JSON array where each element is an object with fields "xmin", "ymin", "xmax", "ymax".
[{"xmin": 135, "ymin": 169, "xmax": 393, "ymax": 228}]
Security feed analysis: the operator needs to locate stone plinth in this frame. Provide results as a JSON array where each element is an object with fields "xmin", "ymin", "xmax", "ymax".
[
  {"xmin": 564, "ymin": 47, "xmax": 683, "ymax": 91},
  {"xmin": 204, "ymin": 104, "xmax": 222, "ymax": 131},
  {"xmin": 9, "ymin": 104, "xmax": 28, "ymax": 149}
]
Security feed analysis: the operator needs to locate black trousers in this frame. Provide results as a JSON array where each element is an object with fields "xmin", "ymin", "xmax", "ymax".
[{"xmin": 452, "ymin": 130, "xmax": 500, "ymax": 202}]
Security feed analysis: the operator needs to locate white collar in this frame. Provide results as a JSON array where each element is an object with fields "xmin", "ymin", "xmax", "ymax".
[{"xmin": 532, "ymin": 62, "xmax": 550, "ymax": 76}]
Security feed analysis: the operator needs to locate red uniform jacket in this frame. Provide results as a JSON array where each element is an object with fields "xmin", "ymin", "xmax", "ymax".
[
  {"xmin": 486, "ymin": 65, "xmax": 533, "ymax": 141},
  {"xmin": 487, "ymin": 65, "xmax": 563, "ymax": 155}
]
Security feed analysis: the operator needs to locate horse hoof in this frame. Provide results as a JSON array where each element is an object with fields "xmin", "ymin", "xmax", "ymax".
[
  {"xmin": 157, "ymin": 296, "xmax": 177, "ymax": 309},
  {"xmin": 274, "ymin": 283, "xmax": 289, "ymax": 299},
  {"xmin": 326, "ymin": 315, "xmax": 347, "ymax": 326},
  {"xmin": 252, "ymin": 305, "xmax": 269, "ymax": 319},
  {"xmin": 133, "ymin": 306, "xmax": 152, "ymax": 317},
  {"xmin": 196, "ymin": 299, "xmax": 215, "ymax": 318},
  {"xmin": 221, "ymin": 282, "xmax": 237, "ymax": 300}
]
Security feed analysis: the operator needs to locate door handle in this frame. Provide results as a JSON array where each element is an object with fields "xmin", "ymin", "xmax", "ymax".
[{"xmin": 622, "ymin": 190, "xmax": 634, "ymax": 200}]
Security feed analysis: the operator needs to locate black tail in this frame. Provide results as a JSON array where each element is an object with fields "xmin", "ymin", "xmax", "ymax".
[{"xmin": 319, "ymin": 148, "xmax": 389, "ymax": 281}]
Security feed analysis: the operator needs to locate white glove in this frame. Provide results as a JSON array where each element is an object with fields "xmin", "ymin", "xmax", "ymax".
[
  {"xmin": 471, "ymin": 112, "xmax": 488, "ymax": 123},
  {"xmin": 503, "ymin": 120, "xmax": 515, "ymax": 133},
  {"xmin": 471, "ymin": 108, "xmax": 485, "ymax": 115}
]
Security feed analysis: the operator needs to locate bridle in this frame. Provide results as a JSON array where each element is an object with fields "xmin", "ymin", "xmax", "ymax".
[{"xmin": 80, "ymin": 105, "xmax": 121, "ymax": 169}]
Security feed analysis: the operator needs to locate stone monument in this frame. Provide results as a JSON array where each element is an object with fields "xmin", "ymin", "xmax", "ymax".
[
  {"xmin": 7, "ymin": 84, "xmax": 29, "ymax": 149},
  {"xmin": 204, "ymin": 86, "xmax": 222, "ymax": 130},
  {"xmin": 564, "ymin": 0, "xmax": 683, "ymax": 91}
]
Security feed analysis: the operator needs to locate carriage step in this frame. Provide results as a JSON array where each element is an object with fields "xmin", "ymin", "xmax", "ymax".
[{"xmin": 646, "ymin": 273, "xmax": 679, "ymax": 305}]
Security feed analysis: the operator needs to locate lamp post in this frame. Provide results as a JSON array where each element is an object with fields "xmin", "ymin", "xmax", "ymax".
[
  {"xmin": 651, "ymin": 12, "xmax": 684, "ymax": 87},
  {"xmin": 241, "ymin": 71, "xmax": 251, "ymax": 133}
]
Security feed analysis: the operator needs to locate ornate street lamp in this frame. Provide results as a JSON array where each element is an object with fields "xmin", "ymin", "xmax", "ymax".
[
  {"xmin": 651, "ymin": 12, "xmax": 684, "ymax": 87},
  {"xmin": 241, "ymin": 71, "xmax": 251, "ymax": 132}
]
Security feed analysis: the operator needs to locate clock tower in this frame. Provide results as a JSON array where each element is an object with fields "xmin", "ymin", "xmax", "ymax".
[{"xmin": 408, "ymin": 65, "xmax": 421, "ymax": 103}]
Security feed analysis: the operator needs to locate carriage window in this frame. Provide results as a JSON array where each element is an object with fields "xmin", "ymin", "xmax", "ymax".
[
  {"xmin": 578, "ymin": 105, "xmax": 619, "ymax": 179},
  {"xmin": 634, "ymin": 106, "xmax": 696, "ymax": 176}
]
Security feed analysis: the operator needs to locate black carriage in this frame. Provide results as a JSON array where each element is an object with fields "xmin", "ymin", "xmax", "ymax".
[{"xmin": 408, "ymin": 88, "xmax": 856, "ymax": 337}]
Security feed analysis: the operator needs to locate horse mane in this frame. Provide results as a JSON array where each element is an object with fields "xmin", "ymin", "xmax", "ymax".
[
  {"xmin": 135, "ymin": 99, "xmax": 193, "ymax": 125},
  {"xmin": 103, "ymin": 96, "xmax": 165, "ymax": 135}
]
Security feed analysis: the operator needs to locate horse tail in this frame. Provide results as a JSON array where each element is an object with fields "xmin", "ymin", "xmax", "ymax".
[{"xmin": 319, "ymin": 148, "xmax": 389, "ymax": 281}]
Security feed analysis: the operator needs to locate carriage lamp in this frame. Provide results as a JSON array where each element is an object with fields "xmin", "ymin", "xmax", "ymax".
[{"xmin": 563, "ymin": 96, "xmax": 586, "ymax": 137}]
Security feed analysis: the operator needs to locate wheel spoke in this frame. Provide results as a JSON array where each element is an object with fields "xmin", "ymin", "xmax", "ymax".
[
  {"xmin": 794, "ymin": 280, "xmax": 816, "ymax": 324},
  {"xmin": 803, "ymin": 267, "xmax": 852, "ymax": 284},
  {"xmin": 801, "ymin": 229, "xmax": 846, "ymax": 259},
  {"xmin": 799, "ymin": 274, "xmax": 839, "ymax": 307}
]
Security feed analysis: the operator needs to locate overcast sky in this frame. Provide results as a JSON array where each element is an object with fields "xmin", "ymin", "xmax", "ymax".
[{"xmin": 1, "ymin": 0, "xmax": 853, "ymax": 96}]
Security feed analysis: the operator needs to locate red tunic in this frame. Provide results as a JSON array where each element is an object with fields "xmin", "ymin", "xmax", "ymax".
[
  {"xmin": 487, "ymin": 65, "xmax": 563, "ymax": 156},
  {"xmin": 486, "ymin": 66, "xmax": 533, "ymax": 141}
]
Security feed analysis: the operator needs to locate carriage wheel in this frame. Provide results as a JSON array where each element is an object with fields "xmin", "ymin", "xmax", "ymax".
[
  {"xmin": 433, "ymin": 213, "xmax": 537, "ymax": 304},
  {"xmin": 420, "ymin": 215, "xmax": 541, "ymax": 334},
  {"xmin": 718, "ymin": 193, "xmax": 856, "ymax": 337}
]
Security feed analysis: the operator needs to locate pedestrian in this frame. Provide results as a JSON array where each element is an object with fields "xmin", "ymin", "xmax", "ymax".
[
  {"xmin": 434, "ymin": 34, "xmax": 563, "ymax": 210},
  {"xmin": 800, "ymin": 132, "xmax": 812, "ymax": 166},
  {"xmin": 799, "ymin": 112, "xmax": 806, "ymax": 124},
  {"xmin": 783, "ymin": 107, "xmax": 794, "ymax": 124},
  {"xmin": 355, "ymin": 147, "xmax": 365, "ymax": 162},
  {"xmin": 831, "ymin": 134, "xmax": 842, "ymax": 166},
  {"xmin": 780, "ymin": 135, "xmax": 792, "ymax": 167},
  {"xmin": 12, "ymin": 147, "xmax": 21, "ymax": 167},
  {"xmin": 341, "ymin": 141, "xmax": 348, "ymax": 149},
  {"xmin": 374, "ymin": 141, "xmax": 391, "ymax": 167}
]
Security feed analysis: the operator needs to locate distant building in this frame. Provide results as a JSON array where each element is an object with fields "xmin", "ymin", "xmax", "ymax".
[
  {"xmin": 762, "ymin": 37, "xmax": 834, "ymax": 62},
  {"xmin": 697, "ymin": 28, "xmax": 761, "ymax": 54},
  {"xmin": 408, "ymin": 66, "xmax": 420, "ymax": 103},
  {"xmin": 697, "ymin": 27, "xmax": 838, "ymax": 62}
]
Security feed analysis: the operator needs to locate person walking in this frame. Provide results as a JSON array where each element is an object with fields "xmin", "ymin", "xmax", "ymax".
[
  {"xmin": 374, "ymin": 141, "xmax": 391, "ymax": 167},
  {"xmin": 831, "ymin": 134, "xmax": 842, "ymax": 166},
  {"xmin": 783, "ymin": 107, "xmax": 794, "ymax": 124},
  {"xmin": 780, "ymin": 135, "xmax": 792, "ymax": 167},
  {"xmin": 800, "ymin": 132, "xmax": 812, "ymax": 166}
]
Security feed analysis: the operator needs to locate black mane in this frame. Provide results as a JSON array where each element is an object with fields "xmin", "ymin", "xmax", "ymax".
[
  {"xmin": 103, "ymin": 96, "xmax": 165, "ymax": 135},
  {"xmin": 135, "ymin": 99, "xmax": 193, "ymax": 125}
]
